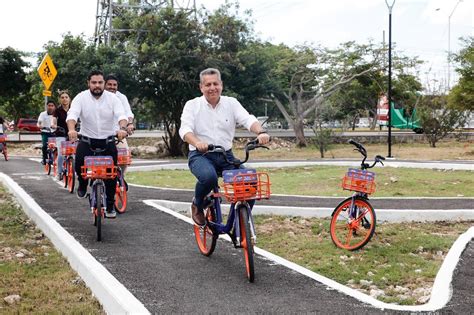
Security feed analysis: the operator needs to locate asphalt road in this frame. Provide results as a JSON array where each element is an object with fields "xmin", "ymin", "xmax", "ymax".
[{"xmin": 1, "ymin": 156, "xmax": 472, "ymax": 314}]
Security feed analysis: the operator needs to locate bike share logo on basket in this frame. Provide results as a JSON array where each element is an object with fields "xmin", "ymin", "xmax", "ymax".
[
  {"xmin": 342, "ymin": 168, "xmax": 376, "ymax": 194},
  {"xmin": 84, "ymin": 156, "xmax": 114, "ymax": 166},
  {"xmin": 222, "ymin": 169, "xmax": 257, "ymax": 183},
  {"xmin": 60, "ymin": 141, "xmax": 77, "ymax": 155}
]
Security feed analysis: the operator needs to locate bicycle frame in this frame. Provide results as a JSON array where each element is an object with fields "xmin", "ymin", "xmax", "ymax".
[{"xmin": 205, "ymin": 187, "xmax": 256, "ymax": 246}]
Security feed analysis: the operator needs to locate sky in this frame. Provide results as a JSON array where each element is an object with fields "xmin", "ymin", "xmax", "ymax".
[{"xmin": 0, "ymin": 0, "xmax": 472, "ymax": 88}]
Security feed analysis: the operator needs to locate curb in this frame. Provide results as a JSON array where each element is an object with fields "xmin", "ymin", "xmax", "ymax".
[{"xmin": 0, "ymin": 173, "xmax": 150, "ymax": 315}]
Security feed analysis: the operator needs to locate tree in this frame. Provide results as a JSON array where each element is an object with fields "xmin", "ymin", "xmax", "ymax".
[
  {"xmin": 264, "ymin": 42, "xmax": 382, "ymax": 147},
  {"xmin": 448, "ymin": 36, "xmax": 473, "ymax": 111},
  {"xmin": 418, "ymin": 92, "xmax": 467, "ymax": 148},
  {"xmin": 0, "ymin": 47, "xmax": 32, "ymax": 121}
]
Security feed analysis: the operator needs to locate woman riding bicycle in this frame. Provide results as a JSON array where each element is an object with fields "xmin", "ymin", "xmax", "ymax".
[
  {"xmin": 66, "ymin": 70, "xmax": 128, "ymax": 219},
  {"xmin": 51, "ymin": 90, "xmax": 71, "ymax": 180},
  {"xmin": 179, "ymin": 68, "xmax": 270, "ymax": 226}
]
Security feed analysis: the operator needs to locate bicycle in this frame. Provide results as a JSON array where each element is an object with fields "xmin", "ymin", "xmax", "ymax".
[
  {"xmin": 61, "ymin": 141, "xmax": 77, "ymax": 193},
  {"xmin": 80, "ymin": 141, "xmax": 118, "ymax": 242},
  {"xmin": 45, "ymin": 137, "xmax": 58, "ymax": 176},
  {"xmin": 115, "ymin": 147, "xmax": 131, "ymax": 213},
  {"xmin": 0, "ymin": 134, "xmax": 8, "ymax": 161},
  {"xmin": 193, "ymin": 139, "xmax": 271, "ymax": 283},
  {"xmin": 329, "ymin": 139, "xmax": 385, "ymax": 251}
]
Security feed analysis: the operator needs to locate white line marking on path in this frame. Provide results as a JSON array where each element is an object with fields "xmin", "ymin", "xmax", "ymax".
[{"xmin": 143, "ymin": 199, "xmax": 474, "ymax": 312}]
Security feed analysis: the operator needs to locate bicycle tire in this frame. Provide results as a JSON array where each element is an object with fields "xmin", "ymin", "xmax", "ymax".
[
  {"xmin": 115, "ymin": 172, "xmax": 127, "ymax": 213},
  {"xmin": 330, "ymin": 196, "xmax": 376, "ymax": 251},
  {"xmin": 63, "ymin": 160, "xmax": 68, "ymax": 188},
  {"xmin": 3, "ymin": 147, "xmax": 8, "ymax": 161},
  {"xmin": 53, "ymin": 152, "xmax": 58, "ymax": 178},
  {"xmin": 95, "ymin": 184, "xmax": 103, "ymax": 242},
  {"xmin": 67, "ymin": 158, "xmax": 75, "ymax": 193},
  {"xmin": 193, "ymin": 206, "xmax": 217, "ymax": 256},
  {"xmin": 46, "ymin": 151, "xmax": 52, "ymax": 175},
  {"xmin": 239, "ymin": 205, "xmax": 255, "ymax": 282}
]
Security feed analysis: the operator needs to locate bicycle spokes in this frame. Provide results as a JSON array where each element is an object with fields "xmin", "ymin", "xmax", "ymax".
[{"xmin": 330, "ymin": 198, "xmax": 376, "ymax": 251}]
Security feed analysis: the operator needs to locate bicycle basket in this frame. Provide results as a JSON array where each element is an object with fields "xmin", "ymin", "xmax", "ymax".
[
  {"xmin": 0, "ymin": 135, "xmax": 6, "ymax": 143},
  {"xmin": 47, "ymin": 137, "xmax": 57, "ymax": 148},
  {"xmin": 222, "ymin": 169, "xmax": 271, "ymax": 202},
  {"xmin": 60, "ymin": 141, "xmax": 77, "ymax": 156},
  {"xmin": 117, "ymin": 148, "xmax": 132, "ymax": 165},
  {"xmin": 342, "ymin": 168, "xmax": 376, "ymax": 194},
  {"xmin": 81, "ymin": 156, "xmax": 117, "ymax": 179}
]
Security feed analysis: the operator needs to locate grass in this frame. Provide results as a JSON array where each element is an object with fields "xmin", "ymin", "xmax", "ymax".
[
  {"xmin": 0, "ymin": 185, "xmax": 102, "ymax": 313},
  {"xmin": 253, "ymin": 215, "xmax": 473, "ymax": 305},
  {"xmin": 127, "ymin": 166, "xmax": 474, "ymax": 197}
]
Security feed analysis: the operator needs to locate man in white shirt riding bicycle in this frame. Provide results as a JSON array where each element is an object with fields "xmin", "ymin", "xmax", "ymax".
[
  {"xmin": 66, "ymin": 70, "xmax": 128, "ymax": 218},
  {"xmin": 37, "ymin": 100, "xmax": 56, "ymax": 165},
  {"xmin": 179, "ymin": 68, "xmax": 270, "ymax": 226}
]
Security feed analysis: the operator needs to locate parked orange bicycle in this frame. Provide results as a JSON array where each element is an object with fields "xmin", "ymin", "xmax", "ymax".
[{"xmin": 330, "ymin": 139, "xmax": 385, "ymax": 251}]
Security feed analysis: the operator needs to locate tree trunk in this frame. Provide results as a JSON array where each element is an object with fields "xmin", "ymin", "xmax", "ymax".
[{"xmin": 294, "ymin": 120, "xmax": 307, "ymax": 147}]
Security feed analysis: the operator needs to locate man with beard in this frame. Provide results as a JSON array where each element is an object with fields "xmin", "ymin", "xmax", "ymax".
[
  {"xmin": 66, "ymin": 70, "xmax": 128, "ymax": 218},
  {"xmin": 37, "ymin": 100, "xmax": 56, "ymax": 165}
]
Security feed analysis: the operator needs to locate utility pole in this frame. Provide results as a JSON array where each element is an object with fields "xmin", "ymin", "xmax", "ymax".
[
  {"xmin": 385, "ymin": 0, "xmax": 395, "ymax": 158},
  {"xmin": 94, "ymin": 0, "xmax": 196, "ymax": 46},
  {"xmin": 447, "ymin": 0, "xmax": 463, "ymax": 91}
]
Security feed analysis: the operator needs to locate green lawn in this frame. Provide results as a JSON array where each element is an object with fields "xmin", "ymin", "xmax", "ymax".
[{"xmin": 127, "ymin": 166, "xmax": 474, "ymax": 197}]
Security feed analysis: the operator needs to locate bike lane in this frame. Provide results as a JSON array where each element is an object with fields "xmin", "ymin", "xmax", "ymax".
[{"xmin": 1, "ymin": 157, "xmax": 472, "ymax": 313}]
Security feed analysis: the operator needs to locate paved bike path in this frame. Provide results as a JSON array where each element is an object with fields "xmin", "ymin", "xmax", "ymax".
[{"xmin": 1, "ymin": 157, "xmax": 473, "ymax": 313}]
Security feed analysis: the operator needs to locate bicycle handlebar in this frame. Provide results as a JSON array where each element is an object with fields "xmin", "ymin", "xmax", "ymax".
[
  {"xmin": 348, "ymin": 139, "xmax": 385, "ymax": 170},
  {"xmin": 207, "ymin": 138, "xmax": 270, "ymax": 167}
]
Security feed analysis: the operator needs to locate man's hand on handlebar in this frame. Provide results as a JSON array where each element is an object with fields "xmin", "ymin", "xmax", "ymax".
[
  {"xmin": 68, "ymin": 130, "xmax": 78, "ymax": 142},
  {"xmin": 116, "ymin": 129, "xmax": 128, "ymax": 141},
  {"xmin": 195, "ymin": 141, "xmax": 209, "ymax": 153},
  {"xmin": 257, "ymin": 132, "xmax": 270, "ymax": 145}
]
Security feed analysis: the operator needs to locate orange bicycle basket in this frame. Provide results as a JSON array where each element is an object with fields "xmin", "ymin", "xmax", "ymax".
[
  {"xmin": 342, "ymin": 168, "xmax": 376, "ymax": 194},
  {"xmin": 47, "ymin": 137, "xmax": 57, "ymax": 149},
  {"xmin": 0, "ymin": 135, "xmax": 6, "ymax": 143},
  {"xmin": 222, "ymin": 169, "xmax": 271, "ymax": 203},
  {"xmin": 117, "ymin": 148, "xmax": 132, "ymax": 165},
  {"xmin": 81, "ymin": 156, "xmax": 117, "ymax": 179},
  {"xmin": 61, "ymin": 141, "xmax": 77, "ymax": 155}
]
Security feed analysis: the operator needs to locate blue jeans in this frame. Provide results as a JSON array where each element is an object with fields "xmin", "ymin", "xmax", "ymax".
[
  {"xmin": 188, "ymin": 150, "xmax": 255, "ymax": 210},
  {"xmin": 55, "ymin": 137, "xmax": 66, "ymax": 177}
]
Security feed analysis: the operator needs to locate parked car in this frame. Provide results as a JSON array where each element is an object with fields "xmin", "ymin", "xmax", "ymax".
[{"xmin": 16, "ymin": 118, "xmax": 40, "ymax": 132}]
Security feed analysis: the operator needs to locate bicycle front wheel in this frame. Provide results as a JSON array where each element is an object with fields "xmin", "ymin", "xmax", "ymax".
[
  {"xmin": 94, "ymin": 185, "xmax": 104, "ymax": 242},
  {"xmin": 67, "ymin": 158, "xmax": 75, "ymax": 193},
  {"xmin": 115, "ymin": 175, "xmax": 127, "ymax": 213},
  {"xmin": 63, "ymin": 160, "xmax": 68, "ymax": 188},
  {"xmin": 193, "ymin": 206, "xmax": 217, "ymax": 256},
  {"xmin": 3, "ymin": 147, "xmax": 8, "ymax": 161},
  {"xmin": 330, "ymin": 196, "xmax": 376, "ymax": 251},
  {"xmin": 239, "ymin": 205, "xmax": 255, "ymax": 282}
]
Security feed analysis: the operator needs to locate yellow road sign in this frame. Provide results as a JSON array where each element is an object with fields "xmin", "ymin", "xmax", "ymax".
[
  {"xmin": 37, "ymin": 53, "xmax": 57, "ymax": 90},
  {"xmin": 42, "ymin": 90, "xmax": 52, "ymax": 97}
]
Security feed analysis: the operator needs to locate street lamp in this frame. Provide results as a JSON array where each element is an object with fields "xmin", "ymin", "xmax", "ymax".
[
  {"xmin": 448, "ymin": 0, "xmax": 463, "ymax": 90},
  {"xmin": 385, "ymin": 0, "xmax": 395, "ymax": 158}
]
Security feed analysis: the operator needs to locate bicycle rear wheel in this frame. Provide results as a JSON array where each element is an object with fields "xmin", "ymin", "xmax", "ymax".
[
  {"xmin": 67, "ymin": 158, "xmax": 75, "ymax": 193},
  {"xmin": 238, "ymin": 205, "xmax": 255, "ymax": 282},
  {"xmin": 330, "ymin": 196, "xmax": 376, "ymax": 251},
  {"xmin": 194, "ymin": 206, "xmax": 217, "ymax": 256}
]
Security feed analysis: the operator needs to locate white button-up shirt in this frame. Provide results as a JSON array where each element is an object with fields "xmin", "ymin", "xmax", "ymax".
[
  {"xmin": 113, "ymin": 91, "xmax": 134, "ymax": 132},
  {"xmin": 67, "ymin": 90, "xmax": 127, "ymax": 139},
  {"xmin": 37, "ymin": 111, "xmax": 54, "ymax": 132},
  {"xmin": 179, "ymin": 95, "xmax": 258, "ymax": 151}
]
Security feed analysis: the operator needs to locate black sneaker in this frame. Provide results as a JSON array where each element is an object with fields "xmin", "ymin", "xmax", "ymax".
[
  {"xmin": 41, "ymin": 160, "xmax": 47, "ymax": 165},
  {"xmin": 76, "ymin": 185, "xmax": 87, "ymax": 199}
]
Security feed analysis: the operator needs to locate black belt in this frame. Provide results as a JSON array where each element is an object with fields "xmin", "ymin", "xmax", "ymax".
[{"xmin": 79, "ymin": 135, "xmax": 115, "ymax": 145}]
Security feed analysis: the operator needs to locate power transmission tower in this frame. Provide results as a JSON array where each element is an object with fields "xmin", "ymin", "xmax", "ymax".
[{"xmin": 94, "ymin": 0, "xmax": 196, "ymax": 46}]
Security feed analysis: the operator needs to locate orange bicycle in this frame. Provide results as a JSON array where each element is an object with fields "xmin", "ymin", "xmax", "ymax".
[
  {"xmin": 0, "ymin": 134, "xmax": 8, "ymax": 161},
  {"xmin": 330, "ymin": 139, "xmax": 385, "ymax": 251},
  {"xmin": 115, "ymin": 148, "xmax": 131, "ymax": 213},
  {"xmin": 61, "ymin": 141, "xmax": 77, "ymax": 193},
  {"xmin": 45, "ymin": 137, "xmax": 58, "ymax": 176},
  {"xmin": 81, "ymin": 155, "xmax": 117, "ymax": 242}
]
